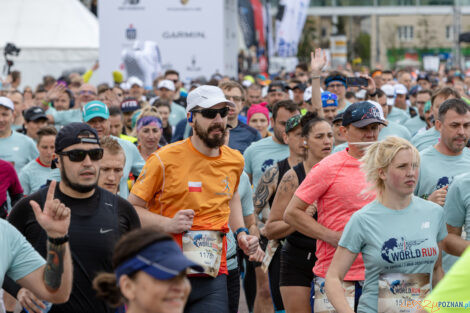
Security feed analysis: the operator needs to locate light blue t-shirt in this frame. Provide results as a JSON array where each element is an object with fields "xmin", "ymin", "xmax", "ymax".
[
  {"xmin": 379, "ymin": 120, "xmax": 412, "ymax": 141},
  {"xmin": 404, "ymin": 116, "xmax": 426, "ymax": 136},
  {"xmin": 0, "ymin": 218, "xmax": 45, "ymax": 287},
  {"xmin": 19, "ymin": 159, "xmax": 60, "ymax": 195},
  {"xmin": 227, "ymin": 172, "xmax": 255, "ymax": 270},
  {"xmin": 114, "ymin": 136, "xmax": 145, "ymax": 198},
  {"xmin": 411, "ymin": 127, "xmax": 440, "ymax": 151},
  {"xmin": 387, "ymin": 107, "xmax": 410, "ymax": 124},
  {"xmin": 415, "ymin": 146, "xmax": 470, "ymax": 199},
  {"xmin": 332, "ymin": 142, "xmax": 348, "ymax": 153},
  {"xmin": 339, "ymin": 197, "xmax": 447, "ymax": 313},
  {"xmin": 387, "ymin": 106, "xmax": 410, "ymax": 125},
  {"xmin": 243, "ymin": 136, "xmax": 289, "ymax": 190},
  {"xmin": 169, "ymin": 102, "xmax": 187, "ymax": 127},
  {"xmin": 443, "ymin": 172, "xmax": 470, "ymax": 272},
  {"xmin": 51, "ymin": 108, "xmax": 82, "ymax": 126},
  {"xmin": 0, "ymin": 131, "xmax": 38, "ymax": 173}
]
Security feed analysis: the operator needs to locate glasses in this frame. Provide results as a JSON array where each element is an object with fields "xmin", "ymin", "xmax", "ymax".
[
  {"xmin": 58, "ymin": 148, "xmax": 104, "ymax": 162},
  {"xmin": 225, "ymin": 95, "xmax": 244, "ymax": 102},
  {"xmin": 191, "ymin": 107, "xmax": 230, "ymax": 119},
  {"xmin": 79, "ymin": 90, "xmax": 97, "ymax": 96}
]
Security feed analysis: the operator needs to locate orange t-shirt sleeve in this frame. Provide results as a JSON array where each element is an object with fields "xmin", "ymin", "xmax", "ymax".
[
  {"xmin": 131, "ymin": 153, "xmax": 164, "ymax": 202},
  {"xmin": 295, "ymin": 162, "xmax": 329, "ymax": 204}
]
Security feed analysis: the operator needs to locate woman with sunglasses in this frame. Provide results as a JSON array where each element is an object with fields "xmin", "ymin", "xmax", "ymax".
[
  {"xmin": 325, "ymin": 137, "xmax": 446, "ymax": 313},
  {"xmin": 265, "ymin": 112, "xmax": 333, "ymax": 313},
  {"xmin": 93, "ymin": 228, "xmax": 203, "ymax": 313}
]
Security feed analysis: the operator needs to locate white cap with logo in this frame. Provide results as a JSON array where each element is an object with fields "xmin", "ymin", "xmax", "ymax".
[
  {"xmin": 186, "ymin": 85, "xmax": 235, "ymax": 113},
  {"xmin": 127, "ymin": 76, "xmax": 144, "ymax": 88},
  {"xmin": 0, "ymin": 97, "xmax": 14, "ymax": 110},
  {"xmin": 394, "ymin": 84, "xmax": 408, "ymax": 95},
  {"xmin": 157, "ymin": 80, "xmax": 175, "ymax": 91}
]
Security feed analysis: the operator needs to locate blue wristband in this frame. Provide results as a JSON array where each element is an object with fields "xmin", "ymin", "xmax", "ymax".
[{"xmin": 235, "ymin": 227, "xmax": 250, "ymax": 238}]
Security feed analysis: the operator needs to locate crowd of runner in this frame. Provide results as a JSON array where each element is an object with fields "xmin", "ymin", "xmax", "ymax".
[{"xmin": 0, "ymin": 47, "xmax": 469, "ymax": 313}]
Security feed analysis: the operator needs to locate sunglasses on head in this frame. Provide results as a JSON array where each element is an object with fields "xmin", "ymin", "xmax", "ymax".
[
  {"xmin": 58, "ymin": 148, "xmax": 104, "ymax": 162},
  {"xmin": 191, "ymin": 107, "xmax": 230, "ymax": 119}
]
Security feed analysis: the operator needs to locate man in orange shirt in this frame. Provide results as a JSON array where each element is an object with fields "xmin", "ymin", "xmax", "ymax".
[{"xmin": 129, "ymin": 85, "xmax": 259, "ymax": 313}]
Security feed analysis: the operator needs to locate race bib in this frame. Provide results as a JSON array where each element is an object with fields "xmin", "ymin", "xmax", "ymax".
[
  {"xmin": 261, "ymin": 239, "xmax": 279, "ymax": 273},
  {"xmin": 182, "ymin": 230, "xmax": 224, "ymax": 278},
  {"xmin": 378, "ymin": 273, "xmax": 431, "ymax": 313},
  {"xmin": 313, "ymin": 276, "xmax": 355, "ymax": 313}
]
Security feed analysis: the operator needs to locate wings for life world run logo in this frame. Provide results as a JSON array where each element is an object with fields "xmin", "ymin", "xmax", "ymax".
[
  {"xmin": 261, "ymin": 159, "xmax": 274, "ymax": 173},
  {"xmin": 381, "ymin": 237, "xmax": 437, "ymax": 264},
  {"xmin": 191, "ymin": 233, "xmax": 219, "ymax": 250}
]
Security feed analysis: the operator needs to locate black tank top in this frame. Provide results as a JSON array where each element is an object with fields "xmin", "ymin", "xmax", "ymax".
[
  {"xmin": 286, "ymin": 162, "xmax": 318, "ymax": 251},
  {"xmin": 268, "ymin": 158, "xmax": 291, "ymax": 208}
]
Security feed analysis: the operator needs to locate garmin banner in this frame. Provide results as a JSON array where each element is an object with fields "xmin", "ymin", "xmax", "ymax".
[{"xmin": 98, "ymin": 0, "xmax": 238, "ymax": 87}]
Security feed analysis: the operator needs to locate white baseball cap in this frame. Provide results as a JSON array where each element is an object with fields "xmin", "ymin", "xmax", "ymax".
[
  {"xmin": 394, "ymin": 84, "xmax": 408, "ymax": 95},
  {"xmin": 186, "ymin": 85, "xmax": 235, "ymax": 113},
  {"xmin": 0, "ymin": 97, "xmax": 14, "ymax": 110},
  {"xmin": 380, "ymin": 84, "xmax": 395, "ymax": 106},
  {"xmin": 127, "ymin": 76, "xmax": 144, "ymax": 88},
  {"xmin": 157, "ymin": 79, "xmax": 175, "ymax": 91},
  {"xmin": 355, "ymin": 89, "xmax": 367, "ymax": 100},
  {"xmin": 303, "ymin": 86, "xmax": 312, "ymax": 102}
]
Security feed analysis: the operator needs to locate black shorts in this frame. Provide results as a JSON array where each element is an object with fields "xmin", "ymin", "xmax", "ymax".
[{"xmin": 279, "ymin": 240, "xmax": 316, "ymax": 287}]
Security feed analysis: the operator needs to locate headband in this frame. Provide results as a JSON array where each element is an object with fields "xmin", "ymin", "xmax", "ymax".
[{"xmin": 137, "ymin": 116, "xmax": 163, "ymax": 132}]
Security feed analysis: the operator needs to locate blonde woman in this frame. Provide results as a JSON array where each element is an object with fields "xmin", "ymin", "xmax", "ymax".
[{"xmin": 325, "ymin": 136, "xmax": 447, "ymax": 313}]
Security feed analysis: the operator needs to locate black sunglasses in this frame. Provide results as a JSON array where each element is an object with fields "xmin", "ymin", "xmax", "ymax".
[
  {"xmin": 58, "ymin": 148, "xmax": 104, "ymax": 162},
  {"xmin": 191, "ymin": 107, "xmax": 230, "ymax": 119}
]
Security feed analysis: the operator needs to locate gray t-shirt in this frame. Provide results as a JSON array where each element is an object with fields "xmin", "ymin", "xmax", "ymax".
[
  {"xmin": 379, "ymin": 121, "xmax": 412, "ymax": 141},
  {"xmin": 411, "ymin": 127, "xmax": 440, "ymax": 151},
  {"xmin": 339, "ymin": 197, "xmax": 447, "ymax": 313}
]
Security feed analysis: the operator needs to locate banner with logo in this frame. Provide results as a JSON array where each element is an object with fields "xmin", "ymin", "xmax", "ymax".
[
  {"xmin": 274, "ymin": 0, "xmax": 309, "ymax": 57},
  {"xmin": 98, "ymin": 0, "xmax": 238, "ymax": 86}
]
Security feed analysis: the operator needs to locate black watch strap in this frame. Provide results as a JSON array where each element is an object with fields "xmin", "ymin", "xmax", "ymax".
[{"xmin": 47, "ymin": 234, "xmax": 69, "ymax": 245}]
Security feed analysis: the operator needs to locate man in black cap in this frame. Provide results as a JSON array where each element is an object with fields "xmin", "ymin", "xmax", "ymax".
[
  {"xmin": 4, "ymin": 122, "xmax": 141, "ymax": 313},
  {"xmin": 266, "ymin": 81, "xmax": 289, "ymax": 110},
  {"xmin": 21, "ymin": 106, "xmax": 48, "ymax": 141},
  {"xmin": 291, "ymin": 83, "xmax": 307, "ymax": 107},
  {"xmin": 417, "ymin": 73, "xmax": 432, "ymax": 90}
]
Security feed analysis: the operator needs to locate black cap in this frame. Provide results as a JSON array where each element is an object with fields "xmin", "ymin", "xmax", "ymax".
[
  {"xmin": 342, "ymin": 101, "xmax": 387, "ymax": 128},
  {"xmin": 292, "ymin": 83, "xmax": 307, "ymax": 92},
  {"xmin": 55, "ymin": 122, "xmax": 100, "ymax": 153},
  {"xmin": 267, "ymin": 81, "xmax": 288, "ymax": 93},
  {"xmin": 417, "ymin": 73, "xmax": 430, "ymax": 82},
  {"xmin": 332, "ymin": 112, "xmax": 344, "ymax": 124},
  {"xmin": 23, "ymin": 106, "xmax": 47, "ymax": 122}
]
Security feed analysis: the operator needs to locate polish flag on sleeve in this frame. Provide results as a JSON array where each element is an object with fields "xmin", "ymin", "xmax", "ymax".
[{"xmin": 188, "ymin": 181, "xmax": 202, "ymax": 192}]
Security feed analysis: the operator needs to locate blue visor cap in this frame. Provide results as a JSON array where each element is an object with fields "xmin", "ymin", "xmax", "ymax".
[
  {"xmin": 321, "ymin": 92, "xmax": 338, "ymax": 107},
  {"xmin": 115, "ymin": 240, "xmax": 204, "ymax": 282}
]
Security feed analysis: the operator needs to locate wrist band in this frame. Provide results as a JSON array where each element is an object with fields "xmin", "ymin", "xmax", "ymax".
[
  {"xmin": 235, "ymin": 227, "xmax": 249, "ymax": 238},
  {"xmin": 47, "ymin": 234, "xmax": 69, "ymax": 245},
  {"xmin": 311, "ymin": 75, "xmax": 321, "ymax": 79}
]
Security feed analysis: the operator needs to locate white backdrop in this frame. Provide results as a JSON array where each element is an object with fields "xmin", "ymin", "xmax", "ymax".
[{"xmin": 99, "ymin": 0, "xmax": 238, "ymax": 86}]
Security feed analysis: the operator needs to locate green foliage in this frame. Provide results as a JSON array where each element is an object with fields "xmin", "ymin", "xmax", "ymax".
[
  {"xmin": 352, "ymin": 32, "xmax": 371, "ymax": 66},
  {"xmin": 297, "ymin": 16, "xmax": 317, "ymax": 63}
]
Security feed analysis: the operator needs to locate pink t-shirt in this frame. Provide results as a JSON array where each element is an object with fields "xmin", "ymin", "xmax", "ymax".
[{"xmin": 295, "ymin": 149, "xmax": 375, "ymax": 281}]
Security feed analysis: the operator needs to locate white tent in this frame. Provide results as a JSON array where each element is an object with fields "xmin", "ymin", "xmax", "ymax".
[{"xmin": 0, "ymin": 0, "xmax": 99, "ymax": 89}]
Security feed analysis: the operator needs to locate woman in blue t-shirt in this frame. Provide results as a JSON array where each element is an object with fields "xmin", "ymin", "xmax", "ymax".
[{"xmin": 325, "ymin": 136, "xmax": 447, "ymax": 313}]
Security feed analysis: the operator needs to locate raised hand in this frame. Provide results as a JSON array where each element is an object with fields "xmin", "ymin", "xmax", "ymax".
[
  {"xmin": 45, "ymin": 83, "xmax": 66, "ymax": 103},
  {"xmin": 359, "ymin": 74, "xmax": 376, "ymax": 93},
  {"xmin": 30, "ymin": 180, "xmax": 70, "ymax": 238},
  {"xmin": 311, "ymin": 48, "xmax": 328, "ymax": 74}
]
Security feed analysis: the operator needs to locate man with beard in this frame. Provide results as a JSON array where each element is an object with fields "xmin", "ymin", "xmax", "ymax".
[
  {"xmin": 4, "ymin": 123, "xmax": 141, "ymax": 313},
  {"xmin": 129, "ymin": 85, "xmax": 259, "ymax": 313}
]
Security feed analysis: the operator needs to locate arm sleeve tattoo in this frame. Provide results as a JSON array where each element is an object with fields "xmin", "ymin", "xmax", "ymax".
[
  {"xmin": 44, "ymin": 241, "xmax": 65, "ymax": 291},
  {"xmin": 253, "ymin": 166, "xmax": 279, "ymax": 214}
]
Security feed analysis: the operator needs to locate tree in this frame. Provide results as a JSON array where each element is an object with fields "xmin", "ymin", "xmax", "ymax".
[
  {"xmin": 353, "ymin": 32, "xmax": 371, "ymax": 67},
  {"xmin": 297, "ymin": 16, "xmax": 317, "ymax": 63}
]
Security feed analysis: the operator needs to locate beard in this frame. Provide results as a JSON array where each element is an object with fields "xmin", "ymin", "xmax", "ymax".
[
  {"xmin": 194, "ymin": 119, "xmax": 227, "ymax": 148},
  {"xmin": 60, "ymin": 160, "xmax": 98, "ymax": 194}
]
